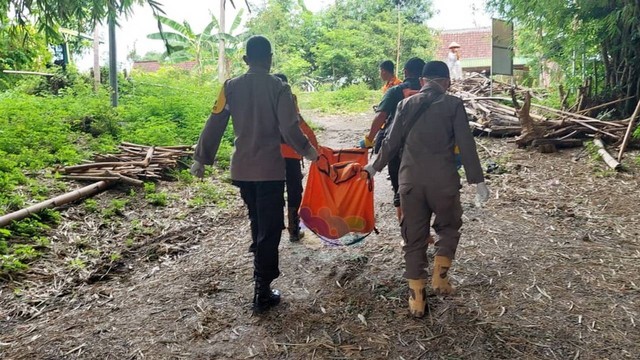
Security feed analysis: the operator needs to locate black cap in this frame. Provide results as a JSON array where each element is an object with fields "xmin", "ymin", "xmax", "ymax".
[
  {"xmin": 422, "ymin": 60, "xmax": 450, "ymax": 79},
  {"xmin": 246, "ymin": 36, "xmax": 272, "ymax": 61}
]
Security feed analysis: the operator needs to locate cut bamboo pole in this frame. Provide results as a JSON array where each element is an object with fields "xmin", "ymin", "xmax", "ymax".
[
  {"xmin": 62, "ymin": 175, "xmax": 120, "ymax": 182},
  {"xmin": 616, "ymin": 99, "xmax": 640, "ymax": 162},
  {"xmin": 2, "ymin": 70, "xmax": 54, "ymax": 77},
  {"xmin": 593, "ymin": 138, "xmax": 622, "ymax": 171},
  {"xmin": 577, "ymin": 96, "xmax": 634, "ymax": 115},
  {"xmin": 0, "ymin": 181, "xmax": 113, "ymax": 228}
]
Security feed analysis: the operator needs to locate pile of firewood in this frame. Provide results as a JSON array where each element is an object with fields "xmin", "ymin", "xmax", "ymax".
[
  {"xmin": 450, "ymin": 74, "xmax": 640, "ymax": 165},
  {"xmin": 60, "ymin": 142, "xmax": 193, "ymax": 186}
]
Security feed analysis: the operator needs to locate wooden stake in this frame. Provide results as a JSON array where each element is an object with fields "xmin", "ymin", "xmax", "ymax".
[{"xmin": 616, "ymin": 99, "xmax": 640, "ymax": 162}]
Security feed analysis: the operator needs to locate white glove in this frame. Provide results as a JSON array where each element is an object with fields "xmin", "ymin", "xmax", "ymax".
[
  {"xmin": 190, "ymin": 160, "xmax": 205, "ymax": 179},
  {"xmin": 362, "ymin": 164, "xmax": 377, "ymax": 180},
  {"xmin": 475, "ymin": 182, "xmax": 490, "ymax": 206}
]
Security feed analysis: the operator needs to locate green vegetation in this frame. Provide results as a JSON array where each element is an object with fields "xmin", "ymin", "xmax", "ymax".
[
  {"xmin": 67, "ymin": 258, "xmax": 86, "ymax": 270},
  {"xmin": 296, "ymin": 84, "xmax": 380, "ymax": 114},
  {"xmin": 144, "ymin": 182, "xmax": 170, "ymax": 207},
  {"xmin": 2, "ymin": 0, "xmax": 164, "ymax": 40},
  {"xmin": 0, "ymin": 23, "xmax": 52, "ymax": 90},
  {"xmin": 102, "ymin": 199, "xmax": 128, "ymax": 218},
  {"xmin": 488, "ymin": 0, "xmax": 640, "ymax": 116},
  {"xmin": 0, "ymin": 212, "xmax": 55, "ymax": 276},
  {"xmin": 247, "ymin": 0, "xmax": 434, "ymax": 88},
  {"xmin": 188, "ymin": 181, "xmax": 228, "ymax": 208}
]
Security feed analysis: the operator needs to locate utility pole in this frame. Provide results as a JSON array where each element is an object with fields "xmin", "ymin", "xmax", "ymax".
[
  {"xmin": 108, "ymin": 14, "xmax": 118, "ymax": 107},
  {"xmin": 218, "ymin": 0, "xmax": 226, "ymax": 83}
]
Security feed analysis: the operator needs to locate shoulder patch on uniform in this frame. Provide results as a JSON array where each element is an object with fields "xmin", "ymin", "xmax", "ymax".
[{"xmin": 211, "ymin": 88, "xmax": 227, "ymax": 114}]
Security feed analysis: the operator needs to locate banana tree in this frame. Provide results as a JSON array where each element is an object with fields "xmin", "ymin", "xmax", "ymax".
[
  {"xmin": 214, "ymin": 8, "xmax": 247, "ymax": 80},
  {"xmin": 146, "ymin": 9, "xmax": 245, "ymax": 76}
]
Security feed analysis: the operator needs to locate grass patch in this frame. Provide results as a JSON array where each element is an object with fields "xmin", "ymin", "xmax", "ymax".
[
  {"xmin": 296, "ymin": 84, "xmax": 379, "ymax": 114},
  {"xmin": 189, "ymin": 181, "xmax": 228, "ymax": 208},
  {"xmin": 144, "ymin": 182, "xmax": 170, "ymax": 207}
]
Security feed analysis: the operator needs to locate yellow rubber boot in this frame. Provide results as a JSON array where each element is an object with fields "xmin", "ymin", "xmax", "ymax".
[
  {"xmin": 432, "ymin": 256, "xmax": 455, "ymax": 295},
  {"xmin": 408, "ymin": 279, "xmax": 427, "ymax": 318}
]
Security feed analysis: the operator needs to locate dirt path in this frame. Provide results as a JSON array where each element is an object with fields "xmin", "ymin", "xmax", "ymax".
[{"xmin": 1, "ymin": 110, "xmax": 640, "ymax": 359}]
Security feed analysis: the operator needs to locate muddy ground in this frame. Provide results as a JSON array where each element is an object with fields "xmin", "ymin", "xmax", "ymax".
[{"xmin": 1, "ymin": 110, "xmax": 639, "ymax": 360}]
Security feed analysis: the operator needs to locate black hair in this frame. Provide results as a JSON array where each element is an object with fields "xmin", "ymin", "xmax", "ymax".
[
  {"xmin": 379, "ymin": 60, "xmax": 395, "ymax": 73},
  {"xmin": 273, "ymin": 73, "xmax": 288, "ymax": 83},
  {"xmin": 422, "ymin": 60, "xmax": 450, "ymax": 79},
  {"xmin": 246, "ymin": 35, "xmax": 272, "ymax": 61},
  {"xmin": 403, "ymin": 57, "xmax": 426, "ymax": 78}
]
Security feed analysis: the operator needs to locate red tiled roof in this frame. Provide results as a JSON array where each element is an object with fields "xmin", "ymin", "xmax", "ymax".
[
  {"xmin": 436, "ymin": 27, "xmax": 491, "ymax": 60},
  {"xmin": 172, "ymin": 60, "xmax": 197, "ymax": 71},
  {"xmin": 132, "ymin": 61, "xmax": 161, "ymax": 72},
  {"xmin": 131, "ymin": 60, "xmax": 198, "ymax": 72}
]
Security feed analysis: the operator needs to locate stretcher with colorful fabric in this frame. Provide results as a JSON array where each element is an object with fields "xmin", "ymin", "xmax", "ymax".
[{"xmin": 299, "ymin": 146, "xmax": 375, "ymax": 246}]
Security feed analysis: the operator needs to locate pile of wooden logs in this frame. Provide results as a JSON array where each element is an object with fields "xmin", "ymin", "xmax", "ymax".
[
  {"xmin": 60, "ymin": 142, "xmax": 193, "ymax": 186},
  {"xmin": 0, "ymin": 143, "xmax": 193, "ymax": 227},
  {"xmin": 451, "ymin": 74, "xmax": 640, "ymax": 166}
]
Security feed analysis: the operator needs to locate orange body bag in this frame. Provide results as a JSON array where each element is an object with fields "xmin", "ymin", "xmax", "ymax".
[{"xmin": 299, "ymin": 146, "xmax": 375, "ymax": 245}]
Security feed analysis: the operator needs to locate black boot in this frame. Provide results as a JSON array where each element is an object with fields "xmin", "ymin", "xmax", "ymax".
[
  {"xmin": 253, "ymin": 278, "xmax": 281, "ymax": 314},
  {"xmin": 287, "ymin": 207, "xmax": 304, "ymax": 242}
]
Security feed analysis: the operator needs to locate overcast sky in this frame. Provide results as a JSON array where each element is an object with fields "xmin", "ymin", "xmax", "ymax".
[{"xmin": 76, "ymin": 0, "xmax": 491, "ymax": 70}]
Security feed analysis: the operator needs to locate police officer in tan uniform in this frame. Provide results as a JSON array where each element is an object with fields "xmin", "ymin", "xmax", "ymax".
[
  {"xmin": 191, "ymin": 36, "xmax": 318, "ymax": 314},
  {"xmin": 363, "ymin": 61, "xmax": 490, "ymax": 317}
]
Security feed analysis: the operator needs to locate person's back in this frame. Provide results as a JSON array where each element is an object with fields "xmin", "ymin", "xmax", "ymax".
[
  {"xmin": 191, "ymin": 36, "xmax": 318, "ymax": 315},
  {"xmin": 224, "ymin": 71, "xmax": 296, "ymax": 181},
  {"xmin": 363, "ymin": 61, "xmax": 489, "ymax": 318},
  {"xmin": 399, "ymin": 90, "xmax": 480, "ymax": 188}
]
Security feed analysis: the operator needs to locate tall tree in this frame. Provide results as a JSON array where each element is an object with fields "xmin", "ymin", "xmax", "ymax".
[
  {"xmin": 2, "ymin": 0, "xmax": 165, "ymax": 40},
  {"xmin": 245, "ymin": 0, "xmax": 317, "ymax": 84},
  {"xmin": 314, "ymin": 0, "xmax": 434, "ymax": 87}
]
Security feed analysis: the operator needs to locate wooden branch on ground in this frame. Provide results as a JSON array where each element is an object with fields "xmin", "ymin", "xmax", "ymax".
[
  {"xmin": 577, "ymin": 96, "xmax": 634, "ymax": 115},
  {"xmin": 0, "ymin": 181, "xmax": 113, "ymax": 227},
  {"xmin": 512, "ymin": 90, "xmax": 543, "ymax": 147},
  {"xmin": 593, "ymin": 138, "xmax": 622, "ymax": 171}
]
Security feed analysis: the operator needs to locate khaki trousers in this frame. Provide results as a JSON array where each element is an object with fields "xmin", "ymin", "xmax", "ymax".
[{"xmin": 399, "ymin": 183, "xmax": 463, "ymax": 279}]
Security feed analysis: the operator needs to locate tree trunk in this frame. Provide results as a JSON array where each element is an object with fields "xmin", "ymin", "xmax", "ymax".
[
  {"xmin": 217, "ymin": 0, "xmax": 226, "ymax": 83},
  {"xmin": 93, "ymin": 26, "xmax": 100, "ymax": 91},
  {"xmin": 395, "ymin": 4, "xmax": 401, "ymax": 78}
]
